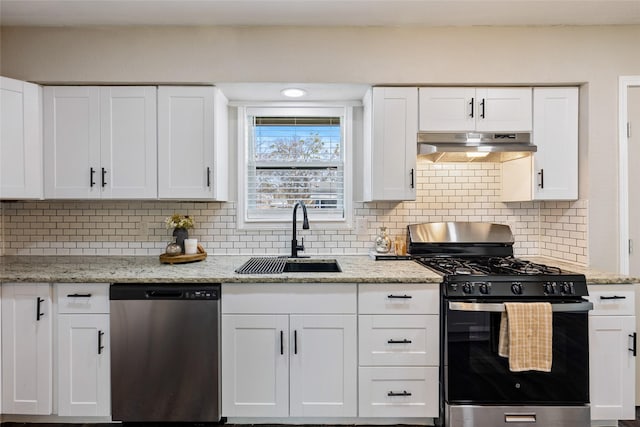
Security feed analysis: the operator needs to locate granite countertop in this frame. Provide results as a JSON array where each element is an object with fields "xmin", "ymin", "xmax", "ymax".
[{"xmin": 0, "ymin": 254, "xmax": 637, "ymax": 284}]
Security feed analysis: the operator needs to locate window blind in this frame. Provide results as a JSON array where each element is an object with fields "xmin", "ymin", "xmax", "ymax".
[{"xmin": 247, "ymin": 115, "xmax": 344, "ymax": 220}]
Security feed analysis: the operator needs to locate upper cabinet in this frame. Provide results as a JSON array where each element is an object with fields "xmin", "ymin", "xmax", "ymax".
[
  {"xmin": 362, "ymin": 87, "xmax": 417, "ymax": 202},
  {"xmin": 0, "ymin": 76, "xmax": 43, "ymax": 200},
  {"xmin": 501, "ymin": 87, "xmax": 578, "ymax": 201},
  {"xmin": 44, "ymin": 86, "xmax": 157, "ymax": 199},
  {"xmin": 419, "ymin": 87, "xmax": 532, "ymax": 132},
  {"xmin": 157, "ymin": 86, "xmax": 229, "ymax": 200}
]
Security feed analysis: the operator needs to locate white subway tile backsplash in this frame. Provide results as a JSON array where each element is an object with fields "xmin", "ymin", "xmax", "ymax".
[{"xmin": 0, "ymin": 159, "xmax": 588, "ymax": 264}]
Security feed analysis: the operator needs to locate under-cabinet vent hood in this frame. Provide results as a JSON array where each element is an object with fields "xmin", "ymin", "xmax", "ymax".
[{"xmin": 417, "ymin": 132, "xmax": 536, "ymax": 162}]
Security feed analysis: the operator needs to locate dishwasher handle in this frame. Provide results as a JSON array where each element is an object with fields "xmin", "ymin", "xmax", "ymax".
[
  {"xmin": 110, "ymin": 284, "xmax": 221, "ymax": 300},
  {"xmin": 146, "ymin": 290, "xmax": 183, "ymax": 298}
]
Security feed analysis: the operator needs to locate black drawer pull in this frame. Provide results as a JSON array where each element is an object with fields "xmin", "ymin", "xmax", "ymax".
[
  {"xmin": 388, "ymin": 339, "xmax": 412, "ymax": 344},
  {"xmin": 280, "ymin": 330, "xmax": 284, "ymax": 355},
  {"xmin": 388, "ymin": 390, "xmax": 412, "ymax": 397},
  {"xmin": 630, "ymin": 333, "xmax": 637, "ymax": 357},
  {"xmin": 294, "ymin": 330, "xmax": 298, "ymax": 355},
  {"xmin": 67, "ymin": 293, "xmax": 92, "ymax": 298},
  {"xmin": 600, "ymin": 295, "xmax": 627, "ymax": 300},
  {"xmin": 387, "ymin": 294, "xmax": 412, "ymax": 299}
]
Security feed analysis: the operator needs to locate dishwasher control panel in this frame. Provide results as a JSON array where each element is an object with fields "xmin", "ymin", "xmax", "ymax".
[{"xmin": 185, "ymin": 290, "xmax": 218, "ymax": 299}]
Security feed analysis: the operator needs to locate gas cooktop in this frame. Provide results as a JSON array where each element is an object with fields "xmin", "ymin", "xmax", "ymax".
[{"xmin": 415, "ymin": 255, "xmax": 562, "ymax": 276}]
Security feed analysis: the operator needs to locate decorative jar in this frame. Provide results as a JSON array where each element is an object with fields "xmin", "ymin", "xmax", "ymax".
[{"xmin": 374, "ymin": 226, "xmax": 392, "ymax": 253}]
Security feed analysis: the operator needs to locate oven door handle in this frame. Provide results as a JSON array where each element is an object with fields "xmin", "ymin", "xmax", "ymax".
[{"xmin": 448, "ymin": 301, "xmax": 594, "ymax": 313}]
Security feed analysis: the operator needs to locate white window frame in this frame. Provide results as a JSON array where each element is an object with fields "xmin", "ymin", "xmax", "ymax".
[{"xmin": 237, "ymin": 103, "xmax": 353, "ymax": 230}]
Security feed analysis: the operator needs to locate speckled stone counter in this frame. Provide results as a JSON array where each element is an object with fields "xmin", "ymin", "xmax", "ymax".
[
  {"xmin": 0, "ymin": 255, "xmax": 636, "ymax": 285},
  {"xmin": 0, "ymin": 255, "xmax": 442, "ymax": 284}
]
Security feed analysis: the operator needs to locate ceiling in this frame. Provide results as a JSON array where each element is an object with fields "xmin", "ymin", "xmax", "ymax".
[{"xmin": 1, "ymin": 0, "xmax": 639, "ymax": 27}]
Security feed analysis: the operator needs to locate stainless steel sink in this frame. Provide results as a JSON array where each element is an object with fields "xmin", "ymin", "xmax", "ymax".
[{"xmin": 283, "ymin": 258, "xmax": 342, "ymax": 273}]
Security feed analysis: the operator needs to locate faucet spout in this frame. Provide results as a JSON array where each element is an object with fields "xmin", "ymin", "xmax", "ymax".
[{"xmin": 291, "ymin": 200, "xmax": 309, "ymax": 258}]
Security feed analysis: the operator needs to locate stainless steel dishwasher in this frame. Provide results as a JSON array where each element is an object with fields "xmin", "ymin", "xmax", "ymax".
[{"xmin": 110, "ymin": 283, "xmax": 221, "ymax": 423}]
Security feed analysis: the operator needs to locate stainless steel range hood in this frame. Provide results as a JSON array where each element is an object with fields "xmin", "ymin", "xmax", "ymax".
[{"xmin": 417, "ymin": 132, "xmax": 536, "ymax": 162}]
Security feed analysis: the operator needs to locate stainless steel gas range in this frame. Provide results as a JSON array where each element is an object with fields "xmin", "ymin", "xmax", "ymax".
[{"xmin": 407, "ymin": 222, "xmax": 593, "ymax": 427}]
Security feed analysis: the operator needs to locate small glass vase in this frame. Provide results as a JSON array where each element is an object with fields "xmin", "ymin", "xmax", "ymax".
[
  {"xmin": 173, "ymin": 227, "xmax": 189, "ymax": 253},
  {"xmin": 374, "ymin": 226, "xmax": 392, "ymax": 253}
]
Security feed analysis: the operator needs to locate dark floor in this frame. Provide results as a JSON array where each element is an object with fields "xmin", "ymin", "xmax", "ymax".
[{"xmin": 620, "ymin": 407, "xmax": 640, "ymax": 427}]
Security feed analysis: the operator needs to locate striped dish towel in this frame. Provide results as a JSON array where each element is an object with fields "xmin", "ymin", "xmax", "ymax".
[{"xmin": 498, "ymin": 302, "xmax": 553, "ymax": 372}]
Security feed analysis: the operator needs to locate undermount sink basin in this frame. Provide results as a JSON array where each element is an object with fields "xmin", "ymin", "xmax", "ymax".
[{"xmin": 284, "ymin": 258, "xmax": 342, "ymax": 273}]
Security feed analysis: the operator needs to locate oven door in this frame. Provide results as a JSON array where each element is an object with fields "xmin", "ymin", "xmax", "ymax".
[{"xmin": 444, "ymin": 300, "xmax": 591, "ymax": 405}]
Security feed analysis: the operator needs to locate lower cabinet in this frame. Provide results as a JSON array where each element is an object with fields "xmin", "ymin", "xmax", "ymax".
[
  {"xmin": 588, "ymin": 286, "xmax": 636, "ymax": 422},
  {"xmin": 357, "ymin": 283, "xmax": 440, "ymax": 419},
  {"xmin": 1, "ymin": 283, "xmax": 52, "ymax": 415},
  {"xmin": 56, "ymin": 283, "xmax": 111, "ymax": 417},
  {"xmin": 221, "ymin": 283, "xmax": 358, "ymax": 418}
]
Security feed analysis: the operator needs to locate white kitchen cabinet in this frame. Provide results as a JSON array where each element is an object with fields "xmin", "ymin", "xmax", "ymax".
[
  {"xmin": 501, "ymin": 87, "xmax": 578, "ymax": 201},
  {"xmin": 419, "ymin": 87, "xmax": 532, "ymax": 132},
  {"xmin": 289, "ymin": 314, "xmax": 357, "ymax": 417},
  {"xmin": 157, "ymin": 86, "xmax": 229, "ymax": 200},
  {"xmin": 362, "ymin": 87, "xmax": 417, "ymax": 201},
  {"xmin": 221, "ymin": 283, "xmax": 357, "ymax": 419},
  {"xmin": 357, "ymin": 283, "xmax": 439, "ymax": 419},
  {"xmin": 1, "ymin": 283, "xmax": 52, "ymax": 415},
  {"xmin": 0, "ymin": 76, "xmax": 43, "ymax": 200},
  {"xmin": 222, "ymin": 314, "xmax": 289, "ymax": 417},
  {"xmin": 44, "ymin": 86, "xmax": 157, "ymax": 199},
  {"xmin": 56, "ymin": 283, "xmax": 110, "ymax": 417},
  {"xmin": 588, "ymin": 287, "xmax": 636, "ymax": 422}
]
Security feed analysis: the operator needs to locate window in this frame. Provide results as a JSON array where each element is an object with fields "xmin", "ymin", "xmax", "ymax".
[{"xmin": 238, "ymin": 106, "xmax": 352, "ymax": 228}]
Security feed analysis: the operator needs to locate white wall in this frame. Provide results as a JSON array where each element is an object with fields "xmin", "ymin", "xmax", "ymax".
[{"xmin": 1, "ymin": 24, "xmax": 638, "ymax": 270}]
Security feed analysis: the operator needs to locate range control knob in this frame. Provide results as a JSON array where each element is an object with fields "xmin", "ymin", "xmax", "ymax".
[
  {"xmin": 462, "ymin": 282, "xmax": 474, "ymax": 294},
  {"xmin": 511, "ymin": 282, "xmax": 523, "ymax": 295},
  {"xmin": 560, "ymin": 282, "xmax": 574, "ymax": 294},
  {"xmin": 543, "ymin": 282, "xmax": 556, "ymax": 295},
  {"xmin": 478, "ymin": 283, "xmax": 490, "ymax": 295}
]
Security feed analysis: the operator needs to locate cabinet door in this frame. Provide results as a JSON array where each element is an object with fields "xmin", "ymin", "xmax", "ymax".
[
  {"xmin": 589, "ymin": 315, "xmax": 636, "ymax": 421},
  {"xmin": 365, "ymin": 87, "xmax": 417, "ymax": 201},
  {"xmin": 221, "ymin": 314, "xmax": 289, "ymax": 417},
  {"xmin": 158, "ymin": 86, "xmax": 215, "ymax": 199},
  {"xmin": 289, "ymin": 314, "xmax": 357, "ymax": 417},
  {"xmin": 475, "ymin": 88, "xmax": 532, "ymax": 132},
  {"xmin": 0, "ymin": 77, "xmax": 43, "ymax": 199},
  {"xmin": 44, "ymin": 86, "xmax": 101, "ymax": 199},
  {"xmin": 418, "ymin": 87, "xmax": 476, "ymax": 132},
  {"xmin": 100, "ymin": 87, "xmax": 157, "ymax": 199},
  {"xmin": 532, "ymin": 87, "xmax": 578, "ymax": 200},
  {"xmin": 1, "ymin": 283, "xmax": 52, "ymax": 415},
  {"xmin": 58, "ymin": 314, "xmax": 110, "ymax": 416}
]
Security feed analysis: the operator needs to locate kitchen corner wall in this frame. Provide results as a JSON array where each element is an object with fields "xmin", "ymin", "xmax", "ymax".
[{"xmin": 0, "ymin": 158, "xmax": 588, "ymax": 264}]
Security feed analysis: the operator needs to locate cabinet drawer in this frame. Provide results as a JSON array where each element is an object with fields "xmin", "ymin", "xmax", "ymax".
[
  {"xmin": 358, "ymin": 283, "xmax": 439, "ymax": 314},
  {"xmin": 588, "ymin": 289, "xmax": 634, "ymax": 316},
  {"xmin": 222, "ymin": 283, "xmax": 357, "ymax": 314},
  {"xmin": 56, "ymin": 283, "xmax": 110, "ymax": 314},
  {"xmin": 359, "ymin": 315, "xmax": 439, "ymax": 366},
  {"xmin": 358, "ymin": 367, "xmax": 438, "ymax": 418}
]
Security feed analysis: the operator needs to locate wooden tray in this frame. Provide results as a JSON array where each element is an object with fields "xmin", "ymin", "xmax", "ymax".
[{"xmin": 160, "ymin": 243, "xmax": 207, "ymax": 264}]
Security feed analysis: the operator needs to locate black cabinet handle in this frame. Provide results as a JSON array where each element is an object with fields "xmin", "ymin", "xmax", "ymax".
[
  {"xmin": 280, "ymin": 330, "xmax": 284, "ymax": 355},
  {"xmin": 387, "ymin": 390, "xmax": 412, "ymax": 397},
  {"xmin": 207, "ymin": 167, "xmax": 211, "ymax": 187},
  {"xmin": 387, "ymin": 294, "xmax": 412, "ymax": 299},
  {"xmin": 480, "ymin": 98, "xmax": 486, "ymax": 118},
  {"xmin": 294, "ymin": 330, "xmax": 298, "ymax": 355},
  {"xmin": 630, "ymin": 332, "xmax": 637, "ymax": 357},
  {"xmin": 90, "ymin": 167, "xmax": 96, "ymax": 187},
  {"xmin": 410, "ymin": 168, "xmax": 415, "ymax": 189},
  {"xmin": 600, "ymin": 295, "xmax": 627, "ymax": 300},
  {"xmin": 538, "ymin": 169, "xmax": 544, "ymax": 189},
  {"xmin": 36, "ymin": 297, "xmax": 44, "ymax": 321},
  {"xmin": 388, "ymin": 339, "xmax": 412, "ymax": 344},
  {"xmin": 67, "ymin": 293, "xmax": 92, "ymax": 298},
  {"xmin": 101, "ymin": 168, "xmax": 107, "ymax": 187},
  {"xmin": 98, "ymin": 330, "xmax": 105, "ymax": 355},
  {"xmin": 469, "ymin": 97, "xmax": 474, "ymax": 118}
]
